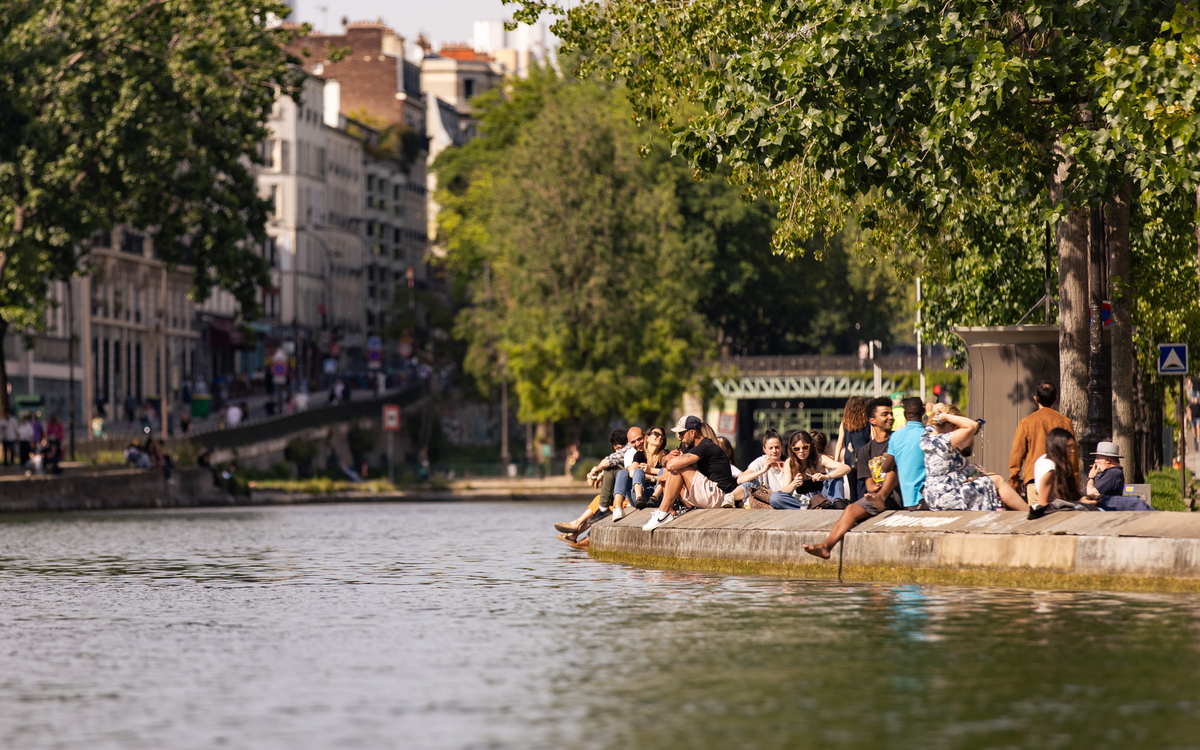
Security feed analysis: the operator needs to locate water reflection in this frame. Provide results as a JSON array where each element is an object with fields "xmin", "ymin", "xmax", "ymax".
[{"xmin": 0, "ymin": 502, "xmax": 1198, "ymax": 749}]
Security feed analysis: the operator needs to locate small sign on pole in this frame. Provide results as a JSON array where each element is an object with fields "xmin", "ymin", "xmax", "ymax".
[
  {"xmin": 383, "ymin": 405, "xmax": 401, "ymax": 485},
  {"xmin": 271, "ymin": 349, "xmax": 288, "ymax": 385},
  {"xmin": 1159, "ymin": 343, "xmax": 1191, "ymax": 508},
  {"xmin": 383, "ymin": 405, "xmax": 401, "ymax": 431},
  {"xmin": 368, "ymin": 336, "xmax": 383, "ymax": 370},
  {"xmin": 1158, "ymin": 343, "xmax": 1188, "ymax": 375}
]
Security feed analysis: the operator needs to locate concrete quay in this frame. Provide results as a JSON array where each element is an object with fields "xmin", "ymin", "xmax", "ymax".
[{"xmin": 589, "ymin": 508, "xmax": 1200, "ymax": 593}]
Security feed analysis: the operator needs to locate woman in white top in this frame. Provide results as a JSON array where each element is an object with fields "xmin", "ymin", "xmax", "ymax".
[
  {"xmin": 737, "ymin": 429, "xmax": 788, "ymax": 493},
  {"xmin": 1028, "ymin": 427, "xmax": 1084, "ymax": 518}
]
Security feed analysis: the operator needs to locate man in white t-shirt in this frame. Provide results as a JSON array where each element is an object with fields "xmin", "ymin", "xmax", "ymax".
[{"xmin": 225, "ymin": 403, "xmax": 243, "ymax": 427}]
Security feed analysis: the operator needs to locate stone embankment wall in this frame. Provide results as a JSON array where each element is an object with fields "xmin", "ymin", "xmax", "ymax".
[
  {"xmin": 590, "ymin": 508, "xmax": 1200, "ymax": 593},
  {"xmin": 0, "ymin": 468, "xmax": 231, "ymax": 513},
  {"xmin": 0, "ymin": 471, "xmax": 595, "ymax": 513}
]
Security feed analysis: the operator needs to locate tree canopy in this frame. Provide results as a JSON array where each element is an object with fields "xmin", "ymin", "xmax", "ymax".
[
  {"xmin": 0, "ymin": 0, "xmax": 305, "ymax": 398},
  {"xmin": 433, "ymin": 66, "xmax": 909, "ymax": 430}
]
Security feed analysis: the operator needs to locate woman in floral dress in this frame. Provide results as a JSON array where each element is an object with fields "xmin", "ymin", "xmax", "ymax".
[{"xmin": 920, "ymin": 405, "xmax": 1029, "ymax": 511}]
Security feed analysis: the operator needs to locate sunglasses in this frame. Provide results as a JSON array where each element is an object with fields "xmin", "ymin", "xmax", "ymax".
[
  {"xmin": 792, "ymin": 445, "xmax": 810, "ymax": 452},
  {"xmin": 649, "ymin": 431, "xmax": 664, "ymax": 438}
]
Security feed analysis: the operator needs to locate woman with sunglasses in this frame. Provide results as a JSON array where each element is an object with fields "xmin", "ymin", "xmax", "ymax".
[
  {"xmin": 771, "ymin": 430, "xmax": 851, "ymax": 509},
  {"xmin": 628, "ymin": 426, "xmax": 670, "ymax": 508}
]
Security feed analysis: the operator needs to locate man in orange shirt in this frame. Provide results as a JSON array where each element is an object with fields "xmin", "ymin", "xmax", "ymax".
[{"xmin": 1008, "ymin": 381, "xmax": 1073, "ymax": 502}]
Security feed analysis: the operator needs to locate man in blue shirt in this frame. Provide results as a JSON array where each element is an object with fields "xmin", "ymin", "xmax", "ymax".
[{"xmin": 887, "ymin": 397, "xmax": 927, "ymax": 508}]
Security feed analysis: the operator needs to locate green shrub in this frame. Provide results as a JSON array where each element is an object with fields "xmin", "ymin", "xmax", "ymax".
[
  {"xmin": 348, "ymin": 427, "xmax": 376, "ymax": 465},
  {"xmin": 284, "ymin": 438, "xmax": 319, "ymax": 478}
]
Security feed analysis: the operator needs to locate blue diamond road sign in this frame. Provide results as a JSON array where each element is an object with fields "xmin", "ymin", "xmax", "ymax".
[{"xmin": 1158, "ymin": 343, "xmax": 1188, "ymax": 375}]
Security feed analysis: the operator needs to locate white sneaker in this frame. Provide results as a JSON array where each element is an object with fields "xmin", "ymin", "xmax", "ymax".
[
  {"xmin": 642, "ymin": 510, "xmax": 673, "ymax": 531},
  {"xmin": 721, "ymin": 493, "xmax": 736, "ymax": 508},
  {"xmin": 612, "ymin": 503, "xmax": 625, "ymax": 520}
]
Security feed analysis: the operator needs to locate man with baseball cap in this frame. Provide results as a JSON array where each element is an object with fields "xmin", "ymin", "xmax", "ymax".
[
  {"xmin": 1083, "ymin": 441, "xmax": 1154, "ymax": 511},
  {"xmin": 642, "ymin": 415, "xmax": 737, "ymax": 530}
]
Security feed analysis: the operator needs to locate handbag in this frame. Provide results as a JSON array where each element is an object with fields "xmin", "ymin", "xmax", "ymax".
[{"xmin": 807, "ymin": 494, "xmax": 848, "ymax": 511}]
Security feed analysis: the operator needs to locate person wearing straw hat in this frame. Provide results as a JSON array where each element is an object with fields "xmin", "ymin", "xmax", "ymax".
[{"xmin": 1084, "ymin": 441, "xmax": 1154, "ymax": 511}]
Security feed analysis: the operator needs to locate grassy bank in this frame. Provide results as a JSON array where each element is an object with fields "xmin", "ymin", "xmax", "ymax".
[{"xmin": 1147, "ymin": 469, "xmax": 1197, "ymax": 512}]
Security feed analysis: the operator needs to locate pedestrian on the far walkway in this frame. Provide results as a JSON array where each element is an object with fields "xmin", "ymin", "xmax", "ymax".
[
  {"xmin": 17, "ymin": 415, "xmax": 34, "ymax": 465},
  {"xmin": 0, "ymin": 410, "xmax": 18, "ymax": 466}
]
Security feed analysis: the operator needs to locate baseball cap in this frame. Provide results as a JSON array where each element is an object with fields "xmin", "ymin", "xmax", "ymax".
[{"xmin": 670, "ymin": 415, "xmax": 703, "ymax": 434}]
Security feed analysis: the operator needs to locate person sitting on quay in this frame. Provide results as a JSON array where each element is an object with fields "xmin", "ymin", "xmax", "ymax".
[
  {"xmin": 1028, "ymin": 428, "xmax": 1086, "ymax": 518},
  {"xmin": 554, "ymin": 428, "xmax": 633, "ymax": 536},
  {"xmin": 809, "ymin": 430, "xmax": 847, "ymax": 503},
  {"xmin": 834, "ymin": 396, "xmax": 871, "ymax": 503},
  {"xmin": 921, "ymin": 404, "xmax": 1028, "ymax": 512},
  {"xmin": 803, "ymin": 397, "xmax": 904, "ymax": 559},
  {"xmin": 886, "ymin": 397, "xmax": 928, "ymax": 510},
  {"xmin": 733, "ymin": 429, "xmax": 788, "ymax": 508},
  {"xmin": 610, "ymin": 426, "xmax": 646, "ymax": 520},
  {"xmin": 642, "ymin": 415, "xmax": 738, "ymax": 531},
  {"xmin": 1083, "ymin": 441, "xmax": 1142, "ymax": 509},
  {"xmin": 1009, "ymin": 380, "xmax": 1072, "ymax": 504},
  {"xmin": 628, "ymin": 425, "xmax": 669, "ymax": 509},
  {"xmin": 1081, "ymin": 441, "xmax": 1154, "ymax": 511},
  {"xmin": 770, "ymin": 430, "xmax": 851, "ymax": 509}
]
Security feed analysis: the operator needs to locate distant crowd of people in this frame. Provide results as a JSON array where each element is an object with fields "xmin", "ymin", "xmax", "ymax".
[
  {"xmin": 554, "ymin": 381, "xmax": 1152, "ymax": 552},
  {"xmin": 0, "ymin": 410, "xmax": 64, "ymax": 474}
]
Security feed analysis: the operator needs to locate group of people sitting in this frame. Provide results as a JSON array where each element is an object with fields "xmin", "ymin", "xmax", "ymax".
[
  {"xmin": 553, "ymin": 381, "xmax": 1152, "ymax": 552},
  {"xmin": 125, "ymin": 438, "xmax": 175, "ymax": 483}
]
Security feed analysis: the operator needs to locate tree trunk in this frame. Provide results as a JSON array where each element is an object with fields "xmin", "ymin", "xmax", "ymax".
[
  {"xmin": 1053, "ymin": 148, "xmax": 1090, "ymax": 437},
  {"xmin": 0, "ymin": 317, "xmax": 8, "ymax": 414},
  {"xmin": 1108, "ymin": 180, "xmax": 1135, "ymax": 474}
]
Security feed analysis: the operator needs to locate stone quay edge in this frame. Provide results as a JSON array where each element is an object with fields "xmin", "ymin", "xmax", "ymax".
[{"xmin": 588, "ymin": 508, "xmax": 1200, "ymax": 593}]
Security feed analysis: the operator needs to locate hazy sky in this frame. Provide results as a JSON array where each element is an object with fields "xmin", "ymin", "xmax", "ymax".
[{"xmin": 291, "ymin": 0, "xmax": 535, "ymax": 45}]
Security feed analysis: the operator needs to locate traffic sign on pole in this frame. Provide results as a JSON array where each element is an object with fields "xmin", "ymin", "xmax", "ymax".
[
  {"xmin": 1158, "ymin": 343, "xmax": 1188, "ymax": 375},
  {"xmin": 383, "ymin": 405, "xmax": 401, "ymax": 431},
  {"xmin": 383, "ymin": 404, "xmax": 400, "ymax": 484},
  {"xmin": 271, "ymin": 348, "xmax": 288, "ymax": 385}
]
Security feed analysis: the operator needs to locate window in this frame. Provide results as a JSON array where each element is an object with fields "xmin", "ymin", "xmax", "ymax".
[
  {"xmin": 268, "ymin": 185, "xmax": 278, "ymax": 217},
  {"xmin": 463, "ymin": 78, "xmax": 475, "ymax": 99},
  {"xmin": 318, "ymin": 147, "xmax": 325, "ymax": 177},
  {"xmin": 120, "ymin": 231, "xmax": 144, "ymax": 255},
  {"xmin": 367, "ymin": 175, "xmax": 375, "ymax": 191},
  {"xmin": 393, "ymin": 185, "xmax": 401, "ymax": 200},
  {"xmin": 280, "ymin": 141, "xmax": 290, "ymax": 173},
  {"xmin": 261, "ymin": 139, "xmax": 276, "ymax": 168}
]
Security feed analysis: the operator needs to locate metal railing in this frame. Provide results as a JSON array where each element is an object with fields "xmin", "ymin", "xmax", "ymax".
[{"xmin": 718, "ymin": 354, "xmax": 957, "ymax": 375}]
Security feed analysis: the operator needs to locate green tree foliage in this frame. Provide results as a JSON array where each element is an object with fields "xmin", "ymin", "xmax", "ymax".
[
  {"xmin": 434, "ymin": 67, "xmax": 910, "ymax": 428},
  {"xmin": 511, "ymin": 0, "xmax": 1200, "ymax": 379},
  {"xmin": 514, "ymin": 1, "xmax": 1176, "ymax": 248},
  {"xmin": 0, "ymin": 0, "xmax": 305, "ymax": 400},
  {"xmin": 451, "ymin": 79, "xmax": 711, "ymax": 427}
]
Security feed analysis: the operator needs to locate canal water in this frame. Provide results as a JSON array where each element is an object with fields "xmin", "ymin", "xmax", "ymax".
[{"xmin": 1, "ymin": 501, "xmax": 1199, "ymax": 749}]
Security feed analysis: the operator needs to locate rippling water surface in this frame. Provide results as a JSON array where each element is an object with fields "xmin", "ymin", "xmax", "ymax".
[{"xmin": 2, "ymin": 501, "xmax": 1200, "ymax": 749}]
